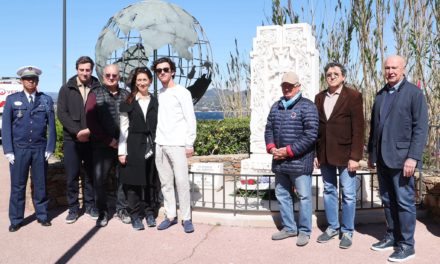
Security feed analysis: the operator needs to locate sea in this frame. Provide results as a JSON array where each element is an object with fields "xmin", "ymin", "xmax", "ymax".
[{"xmin": 195, "ymin": 111, "xmax": 224, "ymax": 120}]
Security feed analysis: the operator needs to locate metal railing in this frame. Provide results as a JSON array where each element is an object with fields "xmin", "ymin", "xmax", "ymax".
[{"xmin": 189, "ymin": 171, "xmax": 423, "ymax": 215}]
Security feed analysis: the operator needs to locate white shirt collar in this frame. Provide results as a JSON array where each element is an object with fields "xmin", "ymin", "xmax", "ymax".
[{"xmin": 24, "ymin": 90, "xmax": 36, "ymax": 101}]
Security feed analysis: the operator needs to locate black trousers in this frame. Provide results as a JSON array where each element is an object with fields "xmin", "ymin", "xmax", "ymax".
[
  {"xmin": 63, "ymin": 140, "xmax": 94, "ymax": 211},
  {"xmin": 123, "ymin": 184, "xmax": 156, "ymax": 220},
  {"xmin": 92, "ymin": 147, "xmax": 127, "ymax": 213}
]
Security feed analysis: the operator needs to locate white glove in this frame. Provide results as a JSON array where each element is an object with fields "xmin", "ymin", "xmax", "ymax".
[
  {"xmin": 45, "ymin": 151, "xmax": 52, "ymax": 161},
  {"xmin": 5, "ymin": 153, "xmax": 15, "ymax": 165}
]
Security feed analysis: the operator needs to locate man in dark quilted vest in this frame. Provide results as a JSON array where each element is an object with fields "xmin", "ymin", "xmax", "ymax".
[
  {"xmin": 265, "ymin": 71, "xmax": 319, "ymax": 247},
  {"xmin": 86, "ymin": 64, "xmax": 130, "ymax": 227}
]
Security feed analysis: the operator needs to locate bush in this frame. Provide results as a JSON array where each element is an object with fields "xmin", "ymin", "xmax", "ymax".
[
  {"xmin": 195, "ymin": 117, "xmax": 250, "ymax": 155},
  {"xmin": 54, "ymin": 117, "xmax": 251, "ymax": 158},
  {"xmin": 54, "ymin": 118, "xmax": 64, "ymax": 159}
]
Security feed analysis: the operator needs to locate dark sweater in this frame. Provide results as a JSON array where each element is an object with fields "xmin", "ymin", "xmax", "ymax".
[{"xmin": 85, "ymin": 86, "xmax": 129, "ymax": 147}]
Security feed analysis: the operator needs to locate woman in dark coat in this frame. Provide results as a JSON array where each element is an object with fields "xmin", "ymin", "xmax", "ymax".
[{"xmin": 118, "ymin": 67, "xmax": 160, "ymax": 230}]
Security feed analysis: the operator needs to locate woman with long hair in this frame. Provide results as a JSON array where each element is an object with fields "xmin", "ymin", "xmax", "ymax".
[{"xmin": 118, "ymin": 67, "xmax": 160, "ymax": 230}]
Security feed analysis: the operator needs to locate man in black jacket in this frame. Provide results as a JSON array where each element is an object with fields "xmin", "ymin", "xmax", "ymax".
[{"xmin": 58, "ymin": 56, "xmax": 101, "ymax": 223}]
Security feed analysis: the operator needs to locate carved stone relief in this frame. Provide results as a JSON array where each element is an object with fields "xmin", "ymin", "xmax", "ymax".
[{"xmin": 242, "ymin": 23, "xmax": 319, "ymax": 175}]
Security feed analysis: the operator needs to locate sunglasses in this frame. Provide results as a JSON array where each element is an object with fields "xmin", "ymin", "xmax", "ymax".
[
  {"xmin": 105, "ymin": 73, "xmax": 118, "ymax": 79},
  {"xmin": 22, "ymin": 77, "xmax": 38, "ymax": 81},
  {"xmin": 154, "ymin": 67, "xmax": 170, "ymax": 74}
]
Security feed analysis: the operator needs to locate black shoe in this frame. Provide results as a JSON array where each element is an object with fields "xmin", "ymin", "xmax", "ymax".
[
  {"xmin": 146, "ymin": 215, "xmax": 156, "ymax": 227},
  {"xmin": 371, "ymin": 236, "xmax": 394, "ymax": 251},
  {"xmin": 37, "ymin": 220, "xmax": 52, "ymax": 226},
  {"xmin": 388, "ymin": 245, "xmax": 415, "ymax": 262},
  {"xmin": 131, "ymin": 218, "xmax": 145, "ymax": 231},
  {"xmin": 9, "ymin": 223, "xmax": 22, "ymax": 232},
  {"xmin": 96, "ymin": 211, "xmax": 108, "ymax": 227},
  {"xmin": 85, "ymin": 207, "xmax": 99, "ymax": 220},
  {"xmin": 65, "ymin": 210, "xmax": 79, "ymax": 224},
  {"xmin": 116, "ymin": 209, "xmax": 131, "ymax": 224}
]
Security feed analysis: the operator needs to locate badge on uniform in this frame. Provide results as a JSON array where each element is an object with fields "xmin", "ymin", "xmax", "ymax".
[
  {"xmin": 291, "ymin": 112, "xmax": 297, "ymax": 119},
  {"xmin": 14, "ymin": 101, "xmax": 24, "ymax": 118}
]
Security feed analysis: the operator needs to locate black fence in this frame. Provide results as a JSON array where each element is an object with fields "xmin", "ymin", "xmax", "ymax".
[{"xmin": 189, "ymin": 171, "xmax": 424, "ymax": 215}]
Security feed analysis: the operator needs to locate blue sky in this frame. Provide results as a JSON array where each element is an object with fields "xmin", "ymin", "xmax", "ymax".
[{"xmin": 0, "ymin": 0, "xmax": 272, "ymax": 93}]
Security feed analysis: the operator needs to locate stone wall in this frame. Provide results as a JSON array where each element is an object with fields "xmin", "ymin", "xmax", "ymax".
[
  {"xmin": 423, "ymin": 176, "xmax": 440, "ymax": 223},
  {"xmin": 26, "ymin": 154, "xmax": 250, "ymax": 211}
]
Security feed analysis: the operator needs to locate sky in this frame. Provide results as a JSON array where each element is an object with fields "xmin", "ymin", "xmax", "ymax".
[{"xmin": 0, "ymin": 0, "xmax": 273, "ymax": 93}]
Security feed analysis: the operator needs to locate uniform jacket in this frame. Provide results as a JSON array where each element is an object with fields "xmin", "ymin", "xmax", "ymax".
[
  {"xmin": 264, "ymin": 95, "xmax": 319, "ymax": 175},
  {"xmin": 2, "ymin": 91, "xmax": 56, "ymax": 154},
  {"xmin": 119, "ymin": 95, "xmax": 159, "ymax": 186},
  {"xmin": 368, "ymin": 78, "xmax": 428, "ymax": 169},
  {"xmin": 57, "ymin": 75, "xmax": 101, "ymax": 141},
  {"xmin": 314, "ymin": 86, "xmax": 364, "ymax": 166}
]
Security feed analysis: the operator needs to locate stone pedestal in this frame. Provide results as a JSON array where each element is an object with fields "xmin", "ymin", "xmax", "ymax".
[{"xmin": 241, "ymin": 23, "xmax": 319, "ymax": 177}]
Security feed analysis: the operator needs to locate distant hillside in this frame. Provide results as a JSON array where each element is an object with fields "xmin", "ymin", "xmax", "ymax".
[
  {"xmin": 46, "ymin": 92, "xmax": 58, "ymax": 103},
  {"xmin": 194, "ymin": 88, "xmax": 222, "ymax": 111},
  {"xmin": 195, "ymin": 88, "xmax": 249, "ymax": 112}
]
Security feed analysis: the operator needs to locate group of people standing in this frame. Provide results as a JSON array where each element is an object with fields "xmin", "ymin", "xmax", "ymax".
[
  {"xmin": 2, "ymin": 53, "xmax": 427, "ymax": 262},
  {"xmin": 265, "ymin": 55, "xmax": 427, "ymax": 263},
  {"xmin": 3, "ymin": 56, "xmax": 197, "ymax": 233}
]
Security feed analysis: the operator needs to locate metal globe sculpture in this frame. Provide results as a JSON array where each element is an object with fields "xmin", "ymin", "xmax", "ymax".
[{"xmin": 95, "ymin": 0, "xmax": 213, "ymax": 103}]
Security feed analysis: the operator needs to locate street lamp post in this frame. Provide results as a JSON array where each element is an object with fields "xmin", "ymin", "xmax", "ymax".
[{"xmin": 62, "ymin": 0, "xmax": 67, "ymax": 85}]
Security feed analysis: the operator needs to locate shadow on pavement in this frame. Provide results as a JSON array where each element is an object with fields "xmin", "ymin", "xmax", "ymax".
[
  {"xmin": 417, "ymin": 216, "xmax": 440, "ymax": 237},
  {"xmin": 355, "ymin": 222, "xmax": 386, "ymax": 241},
  {"xmin": 22, "ymin": 213, "xmax": 37, "ymax": 226},
  {"xmin": 54, "ymin": 226, "xmax": 101, "ymax": 264}
]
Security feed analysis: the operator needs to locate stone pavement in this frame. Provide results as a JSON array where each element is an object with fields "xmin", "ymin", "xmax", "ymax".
[{"xmin": 0, "ymin": 148, "xmax": 439, "ymax": 264}]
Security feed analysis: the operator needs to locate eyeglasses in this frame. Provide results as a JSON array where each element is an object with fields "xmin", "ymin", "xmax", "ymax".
[
  {"xmin": 154, "ymin": 67, "xmax": 170, "ymax": 74},
  {"xmin": 326, "ymin": 73, "xmax": 341, "ymax": 78},
  {"xmin": 105, "ymin": 73, "xmax": 118, "ymax": 79}
]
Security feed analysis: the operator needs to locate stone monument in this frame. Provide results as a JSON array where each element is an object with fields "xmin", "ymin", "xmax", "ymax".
[{"xmin": 241, "ymin": 23, "xmax": 319, "ymax": 178}]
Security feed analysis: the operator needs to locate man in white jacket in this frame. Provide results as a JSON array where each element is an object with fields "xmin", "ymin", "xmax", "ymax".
[{"xmin": 152, "ymin": 57, "xmax": 197, "ymax": 233}]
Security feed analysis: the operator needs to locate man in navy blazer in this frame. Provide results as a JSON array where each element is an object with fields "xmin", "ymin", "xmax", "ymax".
[
  {"xmin": 368, "ymin": 55, "xmax": 428, "ymax": 262},
  {"xmin": 2, "ymin": 66, "xmax": 56, "ymax": 232}
]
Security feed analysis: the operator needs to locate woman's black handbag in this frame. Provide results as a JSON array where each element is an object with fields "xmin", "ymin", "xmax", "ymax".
[{"xmin": 145, "ymin": 134, "xmax": 154, "ymax": 159}]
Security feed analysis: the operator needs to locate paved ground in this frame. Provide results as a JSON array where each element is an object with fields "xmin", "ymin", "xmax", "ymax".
[{"xmin": 0, "ymin": 148, "xmax": 439, "ymax": 264}]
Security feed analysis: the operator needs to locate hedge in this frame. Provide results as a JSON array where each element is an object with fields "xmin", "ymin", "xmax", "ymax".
[
  {"xmin": 194, "ymin": 117, "xmax": 250, "ymax": 155},
  {"xmin": 54, "ymin": 117, "xmax": 251, "ymax": 158}
]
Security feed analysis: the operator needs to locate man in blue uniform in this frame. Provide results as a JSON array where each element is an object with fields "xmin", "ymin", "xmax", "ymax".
[{"xmin": 2, "ymin": 66, "xmax": 56, "ymax": 232}]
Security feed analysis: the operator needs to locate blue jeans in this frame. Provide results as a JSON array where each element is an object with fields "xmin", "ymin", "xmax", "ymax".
[
  {"xmin": 275, "ymin": 173, "xmax": 312, "ymax": 235},
  {"xmin": 377, "ymin": 162, "xmax": 416, "ymax": 248},
  {"xmin": 320, "ymin": 165, "xmax": 357, "ymax": 235}
]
